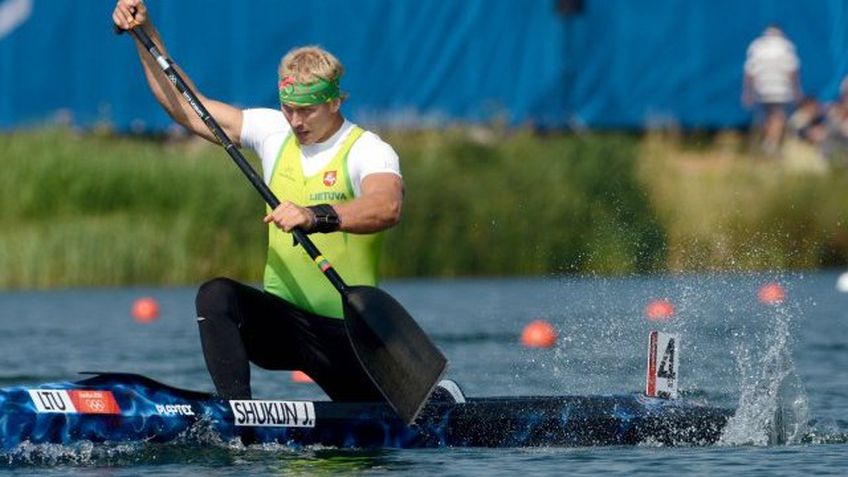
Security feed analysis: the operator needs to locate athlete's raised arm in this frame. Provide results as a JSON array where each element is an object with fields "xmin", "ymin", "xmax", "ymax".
[{"xmin": 112, "ymin": 0, "xmax": 243, "ymax": 145}]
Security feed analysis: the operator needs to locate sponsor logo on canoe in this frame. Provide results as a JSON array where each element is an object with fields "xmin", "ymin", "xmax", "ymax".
[
  {"xmin": 323, "ymin": 170, "xmax": 337, "ymax": 187},
  {"xmin": 309, "ymin": 191, "xmax": 347, "ymax": 202},
  {"xmin": 155, "ymin": 403, "xmax": 196, "ymax": 416},
  {"xmin": 28, "ymin": 389, "xmax": 121, "ymax": 414},
  {"xmin": 229, "ymin": 400, "xmax": 315, "ymax": 427},
  {"xmin": 69, "ymin": 390, "xmax": 121, "ymax": 414}
]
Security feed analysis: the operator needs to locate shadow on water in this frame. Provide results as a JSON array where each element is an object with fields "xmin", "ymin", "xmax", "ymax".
[
  {"xmin": 430, "ymin": 332, "xmax": 517, "ymax": 344},
  {"xmin": 3, "ymin": 440, "xmax": 403, "ymax": 474}
]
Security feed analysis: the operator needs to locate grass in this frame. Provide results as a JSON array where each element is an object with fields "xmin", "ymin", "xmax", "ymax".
[
  {"xmin": 1, "ymin": 126, "xmax": 846, "ymax": 288},
  {"xmin": 638, "ymin": 131, "xmax": 848, "ymax": 271},
  {"xmin": 383, "ymin": 128, "xmax": 665, "ymax": 276},
  {"xmin": 0, "ymin": 129, "xmax": 264, "ymax": 287}
]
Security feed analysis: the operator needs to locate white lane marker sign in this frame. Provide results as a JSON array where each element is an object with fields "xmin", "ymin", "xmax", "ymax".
[{"xmin": 646, "ymin": 331, "xmax": 679, "ymax": 399}]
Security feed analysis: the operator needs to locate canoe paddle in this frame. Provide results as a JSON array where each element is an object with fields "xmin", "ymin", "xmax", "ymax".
[{"xmin": 121, "ymin": 25, "xmax": 447, "ymax": 425}]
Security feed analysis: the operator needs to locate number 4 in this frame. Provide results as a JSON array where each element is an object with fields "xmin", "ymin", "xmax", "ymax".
[{"xmin": 657, "ymin": 338, "xmax": 676, "ymax": 379}]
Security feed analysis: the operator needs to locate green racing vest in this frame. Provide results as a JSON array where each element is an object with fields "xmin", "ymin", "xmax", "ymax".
[{"xmin": 263, "ymin": 126, "xmax": 384, "ymax": 319}]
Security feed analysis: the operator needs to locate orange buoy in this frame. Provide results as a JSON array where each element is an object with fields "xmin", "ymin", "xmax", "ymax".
[
  {"xmin": 132, "ymin": 297, "xmax": 160, "ymax": 322},
  {"xmin": 645, "ymin": 299, "xmax": 675, "ymax": 321},
  {"xmin": 520, "ymin": 319, "xmax": 557, "ymax": 348},
  {"xmin": 291, "ymin": 370, "xmax": 314, "ymax": 383},
  {"xmin": 758, "ymin": 282, "xmax": 785, "ymax": 305}
]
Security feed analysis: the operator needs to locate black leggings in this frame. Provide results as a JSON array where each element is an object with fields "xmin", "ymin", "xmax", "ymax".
[{"xmin": 194, "ymin": 277, "xmax": 382, "ymax": 402}]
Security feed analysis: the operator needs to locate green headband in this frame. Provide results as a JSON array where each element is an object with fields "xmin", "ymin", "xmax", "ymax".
[{"xmin": 278, "ymin": 75, "xmax": 341, "ymax": 106}]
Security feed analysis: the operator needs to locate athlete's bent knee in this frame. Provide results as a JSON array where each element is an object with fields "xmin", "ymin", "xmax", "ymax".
[{"xmin": 195, "ymin": 277, "xmax": 241, "ymax": 319}]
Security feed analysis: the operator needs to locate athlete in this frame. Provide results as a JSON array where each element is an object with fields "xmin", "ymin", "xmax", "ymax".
[{"xmin": 112, "ymin": 0, "xmax": 418, "ymax": 403}]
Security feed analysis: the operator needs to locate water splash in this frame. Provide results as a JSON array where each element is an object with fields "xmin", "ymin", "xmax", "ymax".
[
  {"xmin": 1, "ymin": 440, "xmax": 140, "ymax": 466},
  {"xmin": 719, "ymin": 302, "xmax": 809, "ymax": 446}
]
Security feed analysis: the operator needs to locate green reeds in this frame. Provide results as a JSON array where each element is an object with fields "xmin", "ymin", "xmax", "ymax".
[
  {"xmin": 383, "ymin": 128, "xmax": 665, "ymax": 276},
  {"xmin": 2, "ymin": 127, "xmax": 845, "ymax": 288},
  {"xmin": 638, "ymin": 133, "xmax": 848, "ymax": 271},
  {"xmin": 0, "ymin": 129, "xmax": 264, "ymax": 287}
]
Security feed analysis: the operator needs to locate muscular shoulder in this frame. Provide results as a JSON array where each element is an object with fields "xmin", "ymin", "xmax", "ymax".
[
  {"xmin": 346, "ymin": 128, "xmax": 401, "ymax": 196},
  {"xmin": 349, "ymin": 130, "xmax": 401, "ymax": 176},
  {"xmin": 240, "ymin": 108, "xmax": 291, "ymax": 151},
  {"xmin": 241, "ymin": 108, "xmax": 292, "ymax": 180}
]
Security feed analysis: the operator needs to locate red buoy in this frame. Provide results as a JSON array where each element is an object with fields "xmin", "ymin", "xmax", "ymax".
[
  {"xmin": 758, "ymin": 282, "xmax": 785, "ymax": 305},
  {"xmin": 645, "ymin": 299, "xmax": 675, "ymax": 321},
  {"xmin": 520, "ymin": 320, "xmax": 557, "ymax": 348},
  {"xmin": 132, "ymin": 297, "xmax": 160, "ymax": 323}
]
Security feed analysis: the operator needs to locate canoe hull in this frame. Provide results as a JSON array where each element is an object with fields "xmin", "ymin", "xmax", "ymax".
[{"xmin": 0, "ymin": 373, "xmax": 732, "ymax": 449}]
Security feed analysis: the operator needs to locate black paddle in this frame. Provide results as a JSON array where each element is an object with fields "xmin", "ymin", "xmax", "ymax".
[{"xmin": 120, "ymin": 25, "xmax": 447, "ymax": 424}]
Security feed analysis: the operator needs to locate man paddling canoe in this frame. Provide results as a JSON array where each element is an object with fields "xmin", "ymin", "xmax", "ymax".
[{"xmin": 112, "ymin": 0, "xmax": 413, "ymax": 403}]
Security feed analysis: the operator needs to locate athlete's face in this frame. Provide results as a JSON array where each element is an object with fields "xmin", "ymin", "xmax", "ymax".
[{"xmin": 281, "ymin": 99, "xmax": 342, "ymax": 145}]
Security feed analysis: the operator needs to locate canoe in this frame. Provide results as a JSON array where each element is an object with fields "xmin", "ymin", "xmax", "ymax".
[{"xmin": 1, "ymin": 372, "xmax": 732, "ymax": 449}]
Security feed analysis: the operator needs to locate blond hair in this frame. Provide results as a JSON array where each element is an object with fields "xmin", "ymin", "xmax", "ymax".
[{"xmin": 279, "ymin": 46, "xmax": 344, "ymax": 84}]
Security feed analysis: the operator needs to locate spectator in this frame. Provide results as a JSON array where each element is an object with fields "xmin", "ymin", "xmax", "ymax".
[
  {"xmin": 787, "ymin": 96, "xmax": 827, "ymax": 146},
  {"xmin": 742, "ymin": 25, "xmax": 803, "ymax": 156},
  {"xmin": 823, "ymin": 76, "xmax": 848, "ymax": 163}
]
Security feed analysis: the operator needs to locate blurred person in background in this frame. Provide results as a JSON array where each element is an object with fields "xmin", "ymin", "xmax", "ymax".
[
  {"xmin": 783, "ymin": 95, "xmax": 829, "ymax": 173},
  {"xmin": 113, "ymin": 0, "xmax": 405, "ymax": 403},
  {"xmin": 787, "ymin": 96, "xmax": 828, "ymax": 147},
  {"xmin": 742, "ymin": 25, "xmax": 803, "ymax": 156},
  {"xmin": 823, "ymin": 76, "xmax": 848, "ymax": 163}
]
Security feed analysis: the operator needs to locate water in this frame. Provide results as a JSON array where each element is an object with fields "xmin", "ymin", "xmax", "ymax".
[{"xmin": 0, "ymin": 271, "xmax": 846, "ymax": 475}]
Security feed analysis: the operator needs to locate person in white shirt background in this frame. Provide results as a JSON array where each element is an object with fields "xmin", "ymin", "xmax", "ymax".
[{"xmin": 742, "ymin": 25, "xmax": 803, "ymax": 156}]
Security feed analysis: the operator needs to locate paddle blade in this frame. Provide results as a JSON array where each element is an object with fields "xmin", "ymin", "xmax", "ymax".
[{"xmin": 343, "ymin": 285, "xmax": 448, "ymax": 425}]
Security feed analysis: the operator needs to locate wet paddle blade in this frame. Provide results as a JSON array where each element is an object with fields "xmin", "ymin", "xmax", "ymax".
[{"xmin": 343, "ymin": 286, "xmax": 448, "ymax": 425}]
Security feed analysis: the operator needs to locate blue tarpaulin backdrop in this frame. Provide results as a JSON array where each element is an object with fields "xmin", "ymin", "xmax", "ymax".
[{"xmin": 1, "ymin": 0, "xmax": 847, "ymax": 131}]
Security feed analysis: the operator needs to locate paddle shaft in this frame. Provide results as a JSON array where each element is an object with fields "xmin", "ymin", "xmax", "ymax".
[{"xmin": 129, "ymin": 26, "xmax": 347, "ymax": 293}]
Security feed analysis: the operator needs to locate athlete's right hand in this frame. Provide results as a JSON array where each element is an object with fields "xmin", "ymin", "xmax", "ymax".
[
  {"xmin": 112, "ymin": 0, "xmax": 148, "ymax": 31},
  {"xmin": 264, "ymin": 201, "xmax": 317, "ymax": 233}
]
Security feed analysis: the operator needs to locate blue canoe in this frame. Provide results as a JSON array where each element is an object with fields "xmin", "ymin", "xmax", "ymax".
[{"xmin": 0, "ymin": 373, "xmax": 733, "ymax": 449}]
